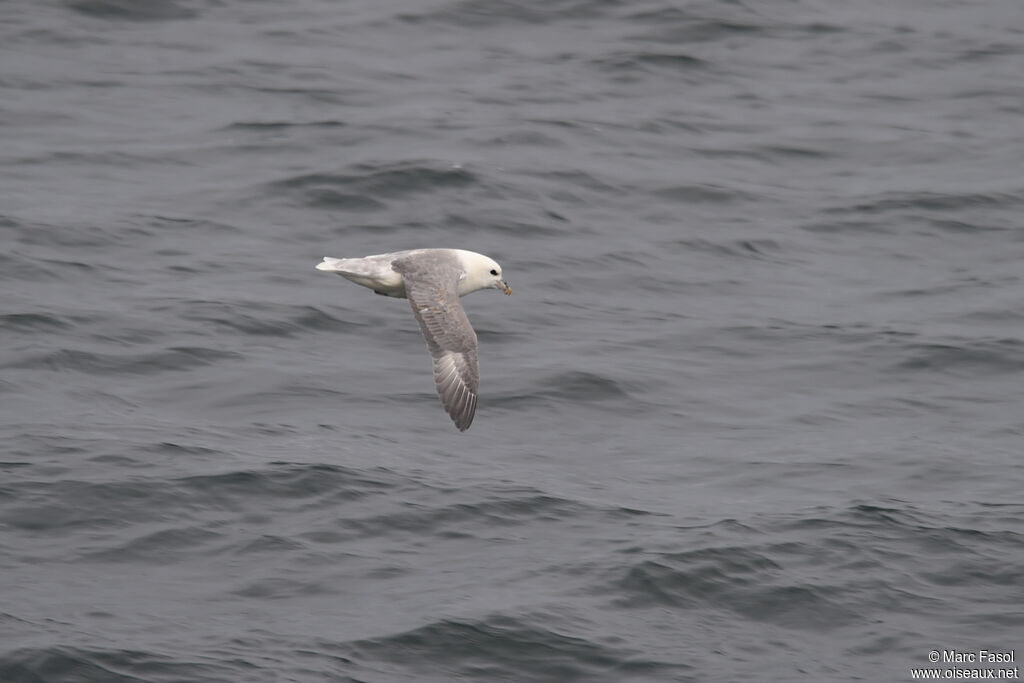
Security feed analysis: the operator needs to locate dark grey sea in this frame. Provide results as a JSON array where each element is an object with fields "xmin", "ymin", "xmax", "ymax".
[{"xmin": 3, "ymin": 0, "xmax": 1023, "ymax": 681}]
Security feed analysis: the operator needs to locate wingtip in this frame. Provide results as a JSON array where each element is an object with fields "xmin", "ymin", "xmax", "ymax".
[
  {"xmin": 451, "ymin": 396, "xmax": 477, "ymax": 432},
  {"xmin": 451, "ymin": 409, "xmax": 473, "ymax": 432},
  {"xmin": 448, "ymin": 396, "xmax": 476, "ymax": 432}
]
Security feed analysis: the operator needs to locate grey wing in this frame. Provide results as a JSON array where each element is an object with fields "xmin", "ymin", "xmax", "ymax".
[{"xmin": 392, "ymin": 256, "xmax": 479, "ymax": 431}]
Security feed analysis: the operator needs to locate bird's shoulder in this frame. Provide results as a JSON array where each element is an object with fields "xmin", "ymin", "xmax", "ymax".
[{"xmin": 391, "ymin": 250, "xmax": 463, "ymax": 285}]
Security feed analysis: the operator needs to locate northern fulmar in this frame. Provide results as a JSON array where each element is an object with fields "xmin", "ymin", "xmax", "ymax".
[{"xmin": 316, "ymin": 249, "xmax": 512, "ymax": 432}]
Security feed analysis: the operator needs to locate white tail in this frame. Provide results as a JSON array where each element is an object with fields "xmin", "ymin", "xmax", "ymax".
[{"xmin": 315, "ymin": 257, "xmax": 346, "ymax": 272}]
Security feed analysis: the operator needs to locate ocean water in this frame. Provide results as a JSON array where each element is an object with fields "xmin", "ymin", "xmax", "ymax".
[{"xmin": 2, "ymin": 0, "xmax": 1023, "ymax": 681}]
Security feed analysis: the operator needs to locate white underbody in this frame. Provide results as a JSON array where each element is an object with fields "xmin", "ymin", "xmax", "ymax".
[
  {"xmin": 315, "ymin": 249, "xmax": 493, "ymax": 298},
  {"xmin": 315, "ymin": 253, "xmax": 410, "ymax": 297}
]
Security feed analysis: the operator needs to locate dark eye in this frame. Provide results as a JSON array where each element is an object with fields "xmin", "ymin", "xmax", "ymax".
[{"xmin": 490, "ymin": 269, "xmax": 498, "ymax": 276}]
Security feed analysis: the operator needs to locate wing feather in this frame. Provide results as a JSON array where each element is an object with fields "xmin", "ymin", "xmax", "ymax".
[{"xmin": 392, "ymin": 254, "xmax": 480, "ymax": 431}]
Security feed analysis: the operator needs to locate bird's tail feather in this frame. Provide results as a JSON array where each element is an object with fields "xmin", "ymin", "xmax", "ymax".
[{"xmin": 315, "ymin": 257, "xmax": 346, "ymax": 272}]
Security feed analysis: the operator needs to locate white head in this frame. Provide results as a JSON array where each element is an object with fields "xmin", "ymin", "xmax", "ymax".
[{"xmin": 456, "ymin": 250, "xmax": 512, "ymax": 297}]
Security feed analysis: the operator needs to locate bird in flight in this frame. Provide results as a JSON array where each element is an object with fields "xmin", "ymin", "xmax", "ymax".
[{"xmin": 315, "ymin": 248, "xmax": 511, "ymax": 431}]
